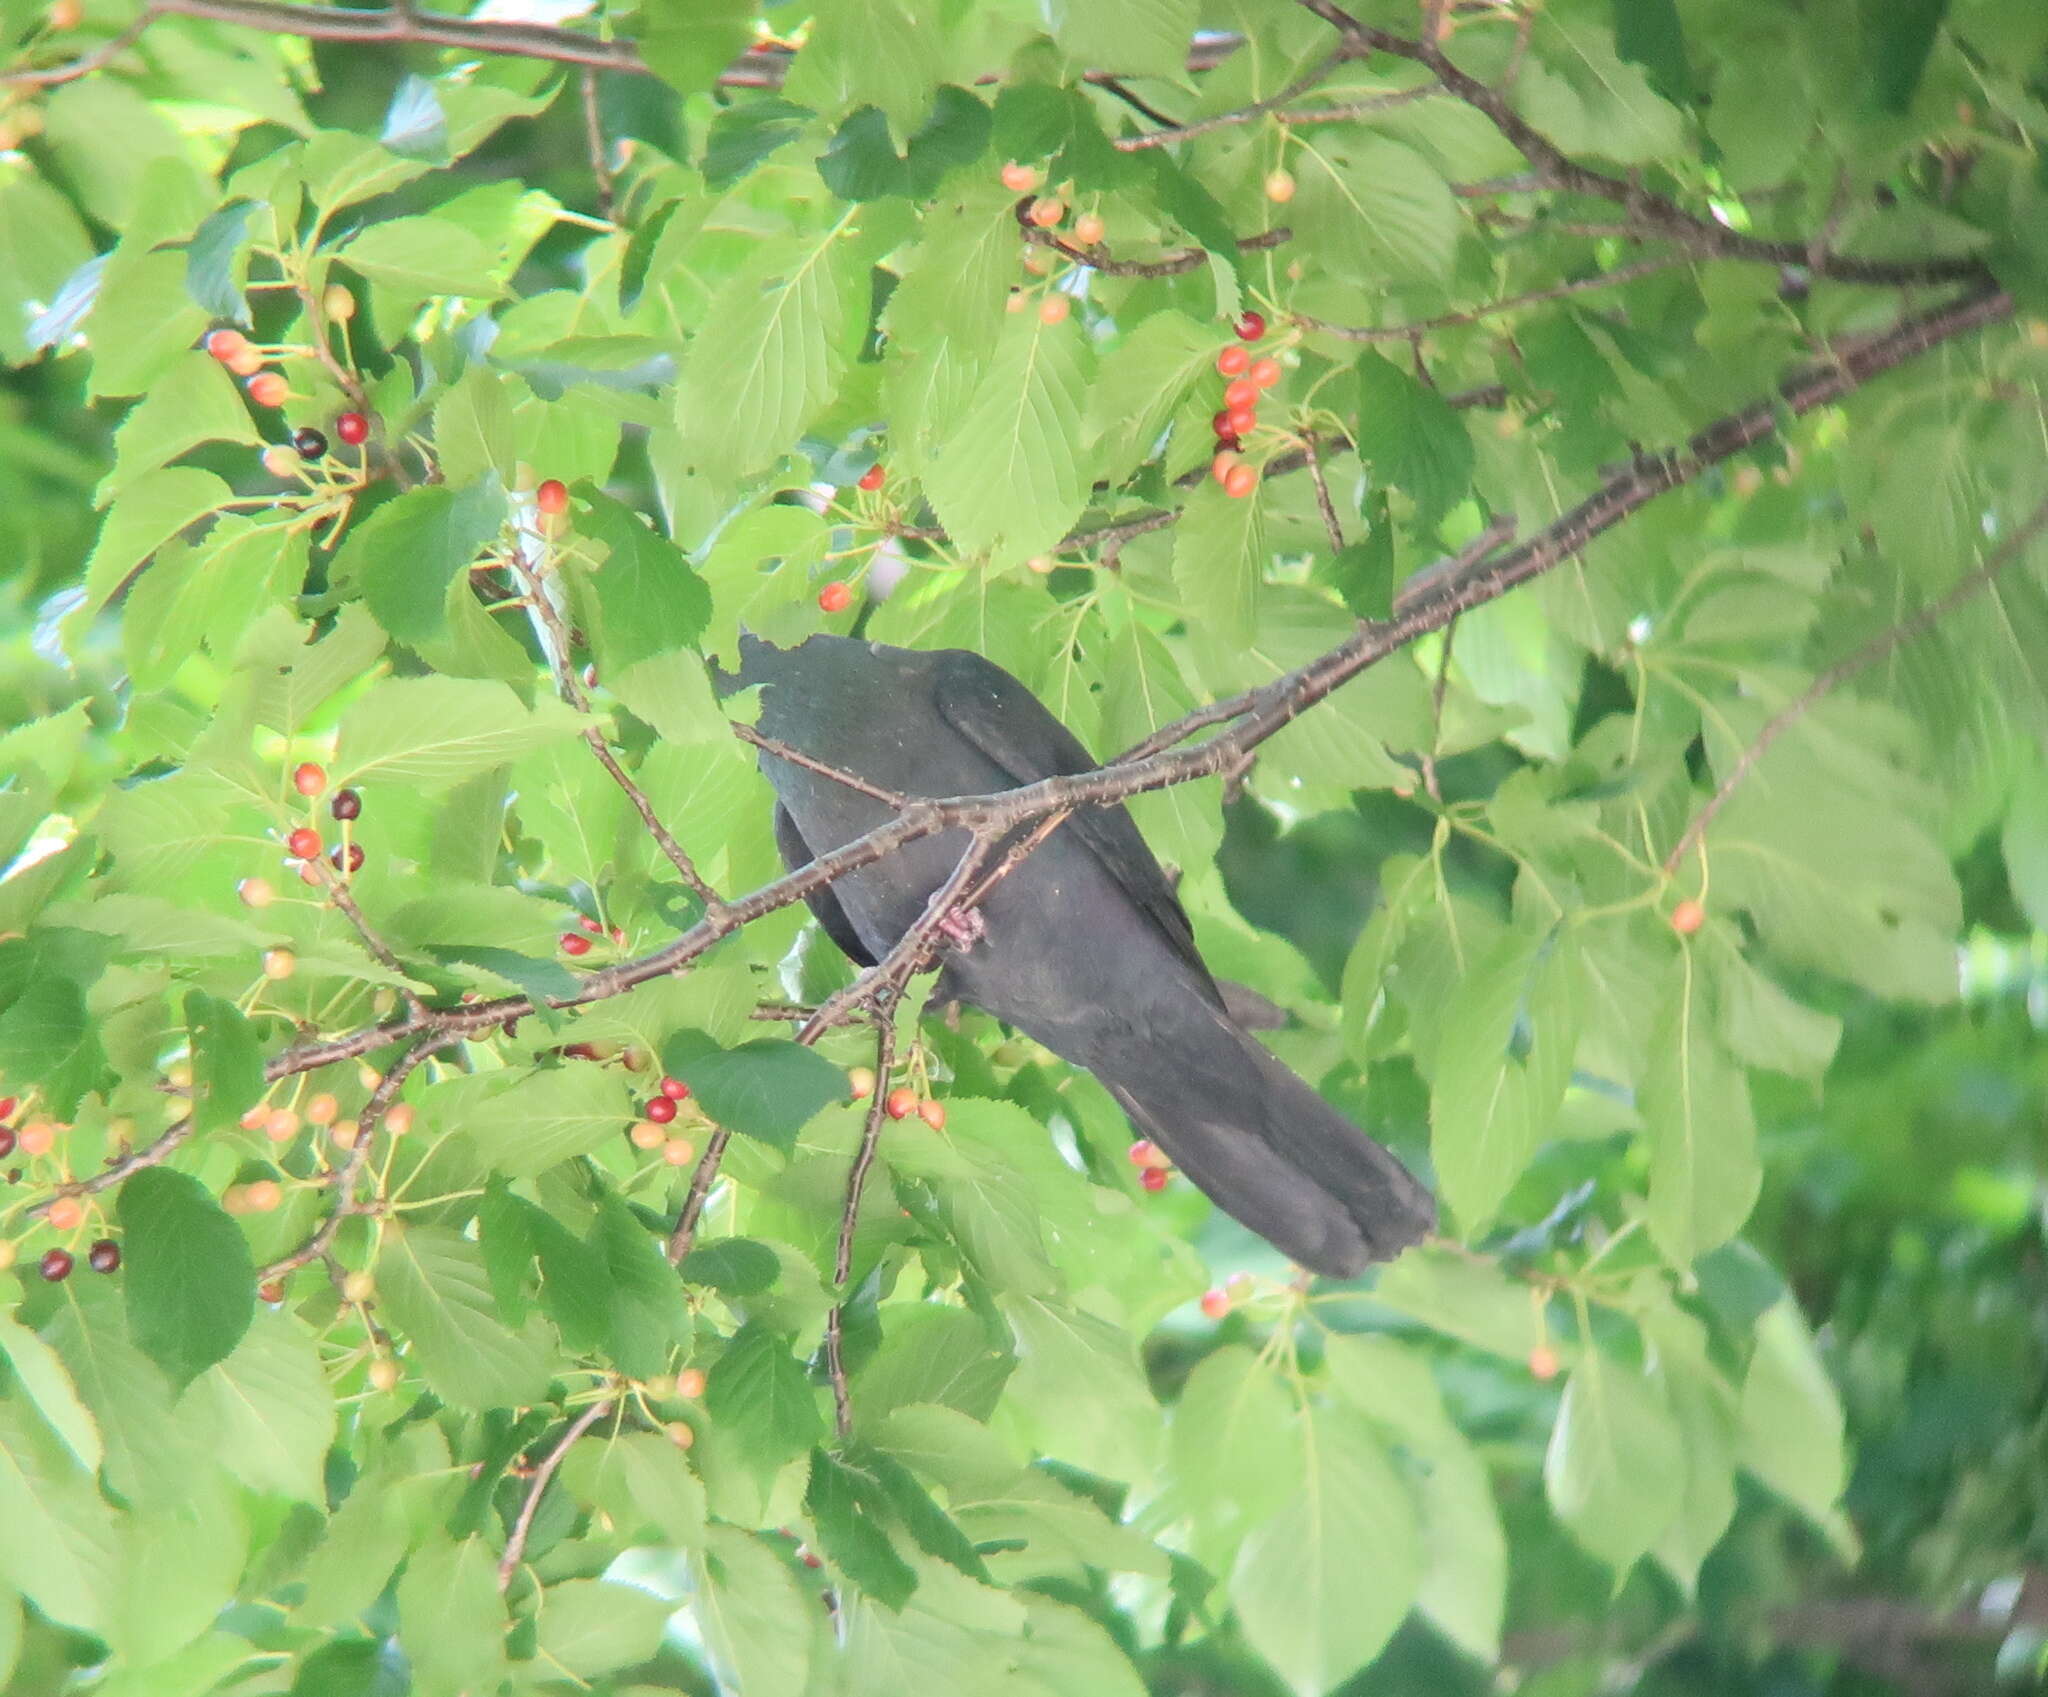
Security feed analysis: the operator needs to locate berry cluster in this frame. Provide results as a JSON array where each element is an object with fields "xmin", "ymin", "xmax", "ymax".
[
  {"xmin": 1001, "ymin": 162, "xmax": 1094, "ymax": 326},
  {"xmin": 1209, "ymin": 318, "xmax": 1282, "ymax": 499},
  {"xmin": 0, "ymin": 1095, "xmax": 124, "ymax": 1281},
  {"xmin": 561, "ymin": 911, "xmax": 629, "ymax": 957},
  {"xmin": 1127, "ymin": 1137, "xmax": 1173, "ymax": 1192},
  {"xmin": 205, "ymin": 328, "xmax": 371, "ymax": 479},
  {"xmin": 627, "ymin": 1075, "xmax": 701, "ymax": 1167}
]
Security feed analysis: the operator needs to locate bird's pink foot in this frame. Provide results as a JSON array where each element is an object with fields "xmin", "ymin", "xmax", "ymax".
[{"xmin": 936, "ymin": 907, "xmax": 987, "ymax": 951}]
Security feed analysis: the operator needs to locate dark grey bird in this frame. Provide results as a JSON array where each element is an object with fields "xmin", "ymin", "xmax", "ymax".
[{"xmin": 737, "ymin": 632, "xmax": 1435, "ymax": 1276}]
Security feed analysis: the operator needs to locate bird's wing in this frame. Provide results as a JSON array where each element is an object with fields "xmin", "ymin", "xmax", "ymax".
[{"xmin": 929, "ymin": 649, "xmax": 1217, "ymax": 993}]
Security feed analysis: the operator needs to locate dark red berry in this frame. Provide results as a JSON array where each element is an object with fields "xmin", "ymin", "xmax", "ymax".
[
  {"xmin": 0, "ymin": 1128, "xmax": 13, "ymax": 1159},
  {"xmin": 1212, "ymin": 409, "xmax": 1234, "ymax": 438},
  {"xmin": 293, "ymin": 427, "xmax": 328, "ymax": 459},
  {"xmin": 39, "ymin": 1248, "xmax": 73, "ymax": 1281},
  {"xmin": 329, "ymin": 842, "xmax": 366, "ymax": 873},
  {"xmin": 335, "ymin": 411, "xmax": 370, "ymax": 446},
  {"xmin": 329, "ymin": 788, "xmax": 361, "ymax": 821},
  {"xmin": 87, "ymin": 1238, "xmax": 119, "ymax": 1274},
  {"xmin": 1234, "ymin": 310, "xmax": 1266, "ymax": 341},
  {"xmin": 644, "ymin": 1095, "xmax": 677, "ymax": 1124},
  {"xmin": 561, "ymin": 933, "xmax": 592, "ymax": 956}
]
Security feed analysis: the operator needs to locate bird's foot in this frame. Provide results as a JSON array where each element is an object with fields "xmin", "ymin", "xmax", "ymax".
[{"xmin": 936, "ymin": 907, "xmax": 987, "ymax": 952}]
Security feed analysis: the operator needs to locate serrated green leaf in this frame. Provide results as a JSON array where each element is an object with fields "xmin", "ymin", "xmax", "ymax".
[
  {"xmin": 117, "ymin": 1168, "xmax": 255, "ymax": 1391},
  {"xmin": 396, "ymin": 1536, "xmax": 505, "ymax": 1692},
  {"xmin": 1639, "ymin": 957, "xmax": 1760, "ymax": 1265},
  {"xmin": 1355, "ymin": 352, "xmax": 1476, "ymax": 528},
  {"xmin": 1043, "ymin": 0, "xmax": 1195, "ymax": 81},
  {"xmin": 1172, "ymin": 478, "xmax": 1264, "ymax": 645},
  {"xmin": 195, "ymin": 1308, "xmax": 337, "ymax": 1503},
  {"xmin": 100, "ymin": 352, "xmax": 258, "ymax": 503},
  {"xmin": 0, "ymin": 1312, "xmax": 102, "ymax": 1476},
  {"xmin": 375, "ymin": 1222, "xmax": 554, "ymax": 1409},
  {"xmin": 706, "ymin": 1322, "xmax": 825, "ymax": 1470},
  {"xmin": 534, "ymin": 1577, "xmax": 674, "ymax": 1676},
  {"xmin": 1293, "ymin": 134, "xmax": 1459, "ymax": 285},
  {"xmin": 185, "ymin": 989, "xmax": 263, "ymax": 1137},
  {"xmin": 1543, "ymin": 1353, "xmax": 1683, "ymax": 1574},
  {"xmin": 807, "ymin": 1448, "xmax": 918, "ymax": 1609},
  {"xmin": 335, "ymin": 676, "xmax": 583, "ymax": 789},
  {"xmin": 84, "ymin": 466, "xmax": 232, "ymax": 610},
  {"xmin": 662, "ymin": 1032, "xmax": 846, "ymax": 1154},
  {"xmin": 1739, "ymin": 1298, "xmax": 1852, "ymax": 1552},
  {"xmin": 344, "ymin": 479, "xmax": 508, "ymax": 644},
  {"xmin": 340, "ymin": 215, "xmax": 499, "ymax": 295}
]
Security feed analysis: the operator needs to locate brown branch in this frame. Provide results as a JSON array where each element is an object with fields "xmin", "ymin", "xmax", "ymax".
[
  {"xmin": 1021, "ymin": 222, "xmax": 1290, "ymax": 280},
  {"xmin": 825, "ymin": 1013, "xmax": 897, "ymax": 1436},
  {"xmin": 497, "ymin": 1398, "xmax": 615, "ymax": 1591},
  {"xmin": 252, "ymin": 286, "xmax": 2012, "ymax": 1103},
  {"xmin": 580, "ymin": 67, "xmax": 614, "ymax": 219},
  {"xmin": 1278, "ymin": 83, "xmax": 1442, "ymax": 126},
  {"xmin": 306, "ymin": 855, "xmax": 423, "ymax": 1019},
  {"xmin": 734, "ymin": 724, "xmax": 907, "ymax": 808},
  {"xmin": 1292, "ymin": 0, "xmax": 1992, "ymax": 289},
  {"xmin": 1113, "ymin": 48, "xmax": 1355, "ymax": 151},
  {"xmin": 666, "ymin": 1124, "xmax": 733, "ymax": 1263},
  {"xmin": 1301, "ymin": 435, "xmax": 1346, "ymax": 554},
  {"xmin": 1662, "ymin": 491, "xmax": 2048, "ymax": 876},
  {"xmin": 256, "ymin": 1038, "xmax": 436, "ymax": 1284},
  {"xmin": 0, "ymin": 6, "xmax": 153, "ymax": 86},
  {"xmin": 1295, "ymin": 254, "xmax": 1688, "ymax": 342}
]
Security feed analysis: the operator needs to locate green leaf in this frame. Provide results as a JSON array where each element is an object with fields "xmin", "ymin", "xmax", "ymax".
[
  {"xmin": 682, "ymin": 1236, "xmax": 783, "ymax": 1295},
  {"xmin": 1231, "ymin": 1407, "xmax": 1420, "ymax": 1694},
  {"xmin": 1543, "ymin": 1353, "xmax": 1684, "ymax": 1574},
  {"xmin": 1516, "ymin": 15, "xmax": 1686, "ymax": 162},
  {"xmin": 1043, "ymin": 0, "xmax": 1195, "ymax": 81},
  {"xmin": 693, "ymin": 1525, "xmax": 815, "ymax": 1696},
  {"xmin": 534, "ymin": 1577, "xmax": 674, "ymax": 1676},
  {"xmin": 193, "ymin": 1308, "xmax": 336, "ymax": 1503},
  {"xmin": 335, "ymin": 676, "xmax": 583, "ymax": 789},
  {"xmin": 0, "ymin": 1311, "xmax": 103, "ymax": 1476},
  {"xmin": 706, "ymin": 1322, "xmax": 825, "ymax": 1470},
  {"xmin": 807, "ymin": 1448, "xmax": 918, "ymax": 1609},
  {"xmin": 1430, "ymin": 926, "xmax": 1580, "ymax": 1231},
  {"xmin": 1355, "ymin": 352, "xmax": 1476, "ymax": 528},
  {"xmin": 636, "ymin": 0, "xmax": 757, "ymax": 96},
  {"xmin": 854, "ymin": 1305, "xmax": 1013, "ymax": 1422},
  {"xmin": 84, "ymin": 466, "xmax": 232, "ymax": 610},
  {"xmin": 100, "ymin": 352, "xmax": 258, "ymax": 502},
  {"xmin": 1638, "ymin": 959, "xmax": 1760, "ymax": 1265},
  {"xmin": 1168, "ymin": 1344, "xmax": 1300, "ymax": 1524},
  {"xmin": 339, "ymin": 215, "xmax": 500, "ymax": 295},
  {"xmin": 1172, "ymin": 478, "xmax": 1264, "ymax": 646},
  {"xmin": 562, "ymin": 1429, "xmax": 707, "ymax": 1546},
  {"xmin": 782, "ymin": 0, "xmax": 944, "ymax": 132},
  {"xmin": 1863, "ymin": 0, "xmax": 1948, "ymax": 112},
  {"xmin": 0, "ymin": 1396, "xmax": 121, "ymax": 1635},
  {"xmin": 117, "ymin": 1168, "xmax": 256, "ymax": 1391},
  {"xmin": 579, "ymin": 487, "xmax": 712, "ymax": 669},
  {"xmin": 924, "ymin": 308, "xmax": 1093, "ymax": 566},
  {"xmin": 1088, "ymin": 309, "xmax": 1218, "ymax": 484},
  {"xmin": 374, "ymin": 1222, "xmax": 554, "ymax": 1409},
  {"xmin": 662, "ymin": 1032, "xmax": 847, "ymax": 1154},
  {"xmin": 185, "ymin": 989, "xmax": 263, "ymax": 1138},
  {"xmin": 342, "ymin": 480, "xmax": 508, "ymax": 644},
  {"xmin": 1293, "ymin": 135, "xmax": 1459, "ymax": 285},
  {"xmin": 432, "ymin": 367, "xmax": 520, "ymax": 495},
  {"xmin": 470, "ymin": 1065, "xmax": 637, "ymax": 1180},
  {"xmin": 595, "ymin": 1196, "xmax": 692, "ymax": 1379},
  {"xmin": 1739, "ymin": 1298, "xmax": 1852, "ymax": 1551},
  {"xmin": 395, "ymin": 1536, "xmax": 505, "ymax": 1693}
]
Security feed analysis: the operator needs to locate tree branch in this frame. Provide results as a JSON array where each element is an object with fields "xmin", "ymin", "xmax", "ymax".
[
  {"xmin": 1662, "ymin": 490, "xmax": 2048, "ymax": 876},
  {"xmin": 826, "ymin": 1012, "xmax": 897, "ymax": 1436},
  {"xmin": 497, "ymin": 1398, "xmax": 615, "ymax": 1592}
]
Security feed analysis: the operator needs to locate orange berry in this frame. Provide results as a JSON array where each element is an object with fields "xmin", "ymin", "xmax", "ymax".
[
  {"xmin": 535, "ymin": 478, "xmax": 569, "ymax": 515},
  {"xmin": 18, "ymin": 1122, "xmax": 55, "ymax": 1157},
  {"xmin": 1199, "ymin": 1287, "xmax": 1231, "ymax": 1320},
  {"xmin": 1072, "ymin": 212, "xmax": 1104, "ymax": 245},
  {"xmin": 292, "ymin": 761, "xmax": 325, "ymax": 796},
  {"xmin": 225, "ymin": 345, "xmax": 266, "ymax": 377},
  {"xmin": 1264, "ymin": 168, "xmax": 1296, "ymax": 203},
  {"xmin": 261, "ymin": 444, "xmax": 299, "ymax": 479},
  {"xmin": 1211, "ymin": 450, "xmax": 1240, "ymax": 485},
  {"xmin": 46, "ymin": 1195, "xmax": 83, "ymax": 1232},
  {"xmin": 1528, "ymin": 1344, "xmax": 1561, "ymax": 1381},
  {"xmin": 240, "ymin": 1106, "xmax": 269, "ymax": 1132},
  {"xmin": 1223, "ymin": 463, "xmax": 1257, "ymax": 499},
  {"xmin": 1038, "ymin": 294, "xmax": 1070, "ymax": 325},
  {"xmin": 1005, "ymin": 289, "xmax": 1028, "ymax": 313},
  {"xmin": 662, "ymin": 1137, "xmax": 696, "ymax": 1166},
  {"xmin": 204, "ymin": 328, "xmax": 249, "ymax": 363},
  {"xmin": 675, "ymin": 1367, "xmax": 707, "ymax": 1399},
  {"xmin": 1223, "ymin": 377, "xmax": 1258, "ymax": 410},
  {"xmin": 847, "ymin": 1067, "xmax": 875, "ymax": 1101},
  {"xmin": 1027, "ymin": 196, "xmax": 1065, "ymax": 228},
  {"xmin": 885, "ymin": 1086, "xmax": 917, "ymax": 1120},
  {"xmin": 264, "ymin": 1107, "xmax": 299, "ymax": 1143},
  {"xmin": 630, "ymin": 1120, "xmax": 666, "ymax": 1150},
  {"xmin": 917, "ymin": 1099, "xmax": 946, "ymax": 1131},
  {"xmin": 262, "ymin": 948, "xmax": 296, "ymax": 980},
  {"xmin": 1216, "ymin": 345, "xmax": 1250, "ymax": 377},
  {"xmin": 243, "ymin": 1179, "xmax": 282, "ymax": 1213},
  {"xmin": 383, "ymin": 1103, "xmax": 414, "ymax": 1136},
  {"xmin": 322, "ymin": 284, "xmax": 356, "ymax": 322},
  {"xmin": 1226, "ymin": 402, "xmax": 1258, "ymax": 436},
  {"xmin": 367, "ymin": 1357, "xmax": 401, "ymax": 1392},
  {"xmin": 304, "ymin": 1093, "xmax": 339, "ymax": 1127},
  {"xmin": 818, "ymin": 581, "xmax": 853, "ymax": 614},
  {"xmin": 1127, "ymin": 1139, "xmax": 1170, "ymax": 1170},
  {"xmin": 328, "ymin": 1120, "xmax": 359, "ymax": 1149},
  {"xmin": 246, "ymin": 372, "xmax": 288, "ymax": 408},
  {"xmin": 237, "ymin": 877, "xmax": 274, "ymax": 908},
  {"xmin": 1248, "ymin": 357, "xmax": 1281, "ymax": 389},
  {"xmin": 1000, "ymin": 161, "xmax": 1040, "ymax": 193},
  {"xmin": 1670, "ymin": 899, "xmax": 1706, "ymax": 935},
  {"xmin": 665, "ymin": 1420, "xmax": 695, "ymax": 1449}
]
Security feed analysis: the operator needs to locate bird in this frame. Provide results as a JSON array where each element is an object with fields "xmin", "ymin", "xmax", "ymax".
[{"xmin": 735, "ymin": 632, "xmax": 1435, "ymax": 1276}]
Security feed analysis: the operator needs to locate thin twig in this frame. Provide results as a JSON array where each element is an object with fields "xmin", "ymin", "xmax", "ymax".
[
  {"xmin": 579, "ymin": 67, "xmax": 614, "ymax": 218},
  {"xmin": 308, "ymin": 857, "xmax": 423, "ymax": 1018},
  {"xmin": 256, "ymin": 1038, "xmax": 436, "ymax": 1283},
  {"xmin": 825, "ymin": 1012, "xmax": 897, "ymax": 1435},
  {"xmin": 1301, "ymin": 435, "xmax": 1346, "ymax": 554},
  {"xmin": 1114, "ymin": 48, "xmax": 1354, "ymax": 150},
  {"xmin": 1294, "ymin": 255, "xmax": 1687, "ymax": 342},
  {"xmin": 735, "ymin": 724, "xmax": 908, "ymax": 808},
  {"xmin": 0, "ymin": 6, "xmax": 154, "ymax": 86},
  {"xmin": 1420, "ymin": 615, "xmax": 1458, "ymax": 803},
  {"xmin": 1021, "ymin": 223, "xmax": 1290, "ymax": 280},
  {"xmin": 1662, "ymin": 492, "xmax": 2048, "ymax": 875},
  {"xmin": 1277, "ymin": 84, "xmax": 1441, "ymax": 125},
  {"xmin": 666, "ymin": 1125, "xmax": 733, "ymax": 1263},
  {"xmin": 497, "ymin": 1399, "xmax": 615, "ymax": 1591}
]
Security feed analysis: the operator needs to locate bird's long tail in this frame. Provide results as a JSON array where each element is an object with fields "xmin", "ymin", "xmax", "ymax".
[{"xmin": 1093, "ymin": 1018, "xmax": 1434, "ymax": 1277}]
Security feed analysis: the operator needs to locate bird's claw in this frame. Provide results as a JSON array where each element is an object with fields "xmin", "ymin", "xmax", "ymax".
[{"xmin": 936, "ymin": 907, "xmax": 987, "ymax": 952}]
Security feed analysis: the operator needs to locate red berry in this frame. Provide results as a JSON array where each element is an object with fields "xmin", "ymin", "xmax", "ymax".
[
  {"xmin": 335, "ymin": 411, "xmax": 370, "ymax": 446},
  {"xmin": 644, "ymin": 1095, "xmax": 677, "ymax": 1124},
  {"xmin": 329, "ymin": 842, "xmax": 365, "ymax": 874},
  {"xmin": 1234, "ymin": 311, "xmax": 1266, "ymax": 341},
  {"xmin": 885, "ymin": 1086, "xmax": 917, "ymax": 1120},
  {"xmin": 561, "ymin": 932, "xmax": 593, "ymax": 956},
  {"xmin": 286, "ymin": 826, "xmax": 321, "ymax": 860},
  {"xmin": 1216, "ymin": 345, "xmax": 1250, "ymax": 377},
  {"xmin": 1199, "ymin": 1287, "xmax": 1231, "ymax": 1319},
  {"xmin": 293, "ymin": 762, "xmax": 325, "ymax": 796},
  {"xmin": 536, "ymin": 479, "xmax": 570, "ymax": 516},
  {"xmin": 1139, "ymin": 1166, "xmax": 1170, "ymax": 1193},
  {"xmin": 39, "ymin": 1248, "xmax": 73, "ymax": 1282},
  {"xmin": 0, "ymin": 1128, "xmax": 13, "ymax": 1159},
  {"xmin": 578, "ymin": 915, "xmax": 604, "ymax": 933},
  {"xmin": 857, "ymin": 463, "xmax": 885, "ymax": 492},
  {"xmin": 1223, "ymin": 377, "xmax": 1259, "ymax": 410},
  {"xmin": 87, "ymin": 1239, "xmax": 119, "ymax": 1274},
  {"xmin": 818, "ymin": 581, "xmax": 853, "ymax": 614},
  {"xmin": 247, "ymin": 372, "xmax": 288, "ymax": 407},
  {"xmin": 1226, "ymin": 402, "xmax": 1258, "ymax": 436},
  {"xmin": 205, "ymin": 328, "xmax": 249, "ymax": 363},
  {"xmin": 659, "ymin": 1076, "xmax": 690, "ymax": 1101},
  {"xmin": 1248, "ymin": 357, "xmax": 1282, "ymax": 390},
  {"xmin": 1127, "ymin": 1139, "xmax": 1169, "ymax": 1170},
  {"xmin": 917, "ymin": 1099, "xmax": 946, "ymax": 1130},
  {"xmin": 1224, "ymin": 463, "xmax": 1258, "ymax": 499},
  {"xmin": 1671, "ymin": 899, "xmax": 1706, "ymax": 935},
  {"xmin": 1211, "ymin": 409, "xmax": 1235, "ymax": 438},
  {"xmin": 330, "ymin": 788, "xmax": 362, "ymax": 822},
  {"xmin": 0, "ymin": 1097, "xmax": 14, "ymax": 1120}
]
